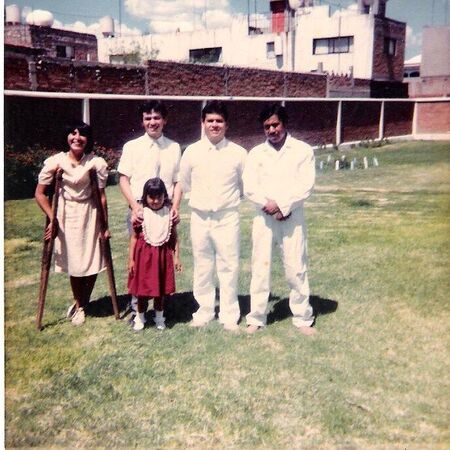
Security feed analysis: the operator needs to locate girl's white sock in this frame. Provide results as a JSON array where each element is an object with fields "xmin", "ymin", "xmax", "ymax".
[
  {"xmin": 135, "ymin": 312, "xmax": 146, "ymax": 324},
  {"xmin": 155, "ymin": 310, "xmax": 164, "ymax": 319}
]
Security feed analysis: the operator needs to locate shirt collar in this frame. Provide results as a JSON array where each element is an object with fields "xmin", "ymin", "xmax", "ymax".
[
  {"xmin": 144, "ymin": 133, "xmax": 165, "ymax": 148},
  {"xmin": 203, "ymin": 137, "xmax": 227, "ymax": 151},
  {"xmin": 265, "ymin": 133, "xmax": 292, "ymax": 152}
]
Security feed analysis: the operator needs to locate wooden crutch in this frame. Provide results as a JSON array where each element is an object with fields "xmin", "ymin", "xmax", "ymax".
[
  {"xmin": 89, "ymin": 168, "xmax": 120, "ymax": 320},
  {"xmin": 36, "ymin": 168, "xmax": 63, "ymax": 330}
]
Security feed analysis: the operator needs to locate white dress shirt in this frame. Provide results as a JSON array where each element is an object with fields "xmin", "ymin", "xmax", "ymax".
[
  {"xmin": 179, "ymin": 137, "xmax": 247, "ymax": 212},
  {"xmin": 118, "ymin": 133, "xmax": 181, "ymax": 200},
  {"xmin": 243, "ymin": 134, "xmax": 315, "ymax": 217}
]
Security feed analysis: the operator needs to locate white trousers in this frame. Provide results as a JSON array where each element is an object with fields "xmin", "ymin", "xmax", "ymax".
[
  {"xmin": 246, "ymin": 208, "xmax": 314, "ymax": 328},
  {"xmin": 190, "ymin": 208, "xmax": 240, "ymax": 325}
]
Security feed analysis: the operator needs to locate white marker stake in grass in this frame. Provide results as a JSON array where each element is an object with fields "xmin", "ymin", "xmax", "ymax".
[{"xmin": 363, "ymin": 157, "xmax": 369, "ymax": 169}]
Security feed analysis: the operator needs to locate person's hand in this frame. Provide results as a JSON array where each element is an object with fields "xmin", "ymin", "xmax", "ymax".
[
  {"xmin": 131, "ymin": 205, "xmax": 143, "ymax": 226},
  {"xmin": 262, "ymin": 199, "xmax": 280, "ymax": 215},
  {"xmin": 102, "ymin": 229, "xmax": 111, "ymax": 240},
  {"xmin": 128, "ymin": 259, "xmax": 135, "ymax": 276},
  {"xmin": 44, "ymin": 218, "xmax": 59, "ymax": 241},
  {"xmin": 274, "ymin": 211, "xmax": 291, "ymax": 221},
  {"xmin": 170, "ymin": 207, "xmax": 180, "ymax": 226},
  {"xmin": 174, "ymin": 258, "xmax": 183, "ymax": 273}
]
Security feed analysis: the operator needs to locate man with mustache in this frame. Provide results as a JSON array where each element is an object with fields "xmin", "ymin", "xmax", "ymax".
[{"xmin": 243, "ymin": 103, "xmax": 317, "ymax": 335}]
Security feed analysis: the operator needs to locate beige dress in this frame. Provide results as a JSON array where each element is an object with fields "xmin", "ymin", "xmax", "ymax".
[{"xmin": 38, "ymin": 152, "xmax": 108, "ymax": 277}]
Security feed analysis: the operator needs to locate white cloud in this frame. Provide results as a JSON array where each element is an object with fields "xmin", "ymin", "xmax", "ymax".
[
  {"xmin": 406, "ymin": 24, "xmax": 422, "ymax": 48},
  {"xmin": 125, "ymin": 0, "xmax": 231, "ymax": 33},
  {"xmin": 202, "ymin": 9, "xmax": 232, "ymax": 28},
  {"xmin": 52, "ymin": 16, "xmax": 141, "ymax": 38}
]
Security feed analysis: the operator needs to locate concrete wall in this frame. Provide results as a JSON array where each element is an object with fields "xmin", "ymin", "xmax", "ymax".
[
  {"xmin": 416, "ymin": 101, "xmax": 450, "ymax": 135},
  {"xmin": 408, "ymin": 77, "xmax": 450, "ymax": 98},
  {"xmin": 98, "ymin": 4, "xmax": 405, "ymax": 81},
  {"xmin": 296, "ymin": 5, "xmax": 374, "ymax": 79},
  {"xmin": 421, "ymin": 26, "xmax": 450, "ymax": 78}
]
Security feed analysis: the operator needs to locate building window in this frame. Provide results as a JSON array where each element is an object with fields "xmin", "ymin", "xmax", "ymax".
[
  {"xmin": 189, "ymin": 47, "xmax": 222, "ymax": 63},
  {"xmin": 266, "ymin": 42, "xmax": 275, "ymax": 59},
  {"xmin": 384, "ymin": 37, "xmax": 396, "ymax": 56},
  {"xmin": 313, "ymin": 36, "xmax": 354, "ymax": 55},
  {"xmin": 56, "ymin": 45, "xmax": 74, "ymax": 59}
]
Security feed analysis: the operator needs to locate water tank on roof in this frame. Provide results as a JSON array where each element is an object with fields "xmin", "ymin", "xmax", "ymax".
[
  {"xmin": 100, "ymin": 16, "xmax": 115, "ymax": 37},
  {"xmin": 288, "ymin": 0, "xmax": 314, "ymax": 8},
  {"xmin": 5, "ymin": 4, "xmax": 21, "ymax": 24},
  {"xmin": 26, "ymin": 10, "xmax": 54, "ymax": 27}
]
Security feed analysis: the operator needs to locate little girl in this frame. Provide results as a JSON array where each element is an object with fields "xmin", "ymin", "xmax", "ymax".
[{"xmin": 128, "ymin": 177, "xmax": 182, "ymax": 331}]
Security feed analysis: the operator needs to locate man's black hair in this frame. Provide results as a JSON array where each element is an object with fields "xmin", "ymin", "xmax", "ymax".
[
  {"xmin": 138, "ymin": 100, "xmax": 168, "ymax": 120},
  {"xmin": 201, "ymin": 100, "xmax": 229, "ymax": 122},
  {"xmin": 258, "ymin": 103, "xmax": 288, "ymax": 126}
]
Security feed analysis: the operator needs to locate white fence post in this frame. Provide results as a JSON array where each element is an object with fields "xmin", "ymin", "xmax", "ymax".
[
  {"xmin": 82, "ymin": 98, "xmax": 90, "ymax": 125},
  {"xmin": 336, "ymin": 100, "xmax": 342, "ymax": 146},
  {"xmin": 378, "ymin": 100, "xmax": 385, "ymax": 141}
]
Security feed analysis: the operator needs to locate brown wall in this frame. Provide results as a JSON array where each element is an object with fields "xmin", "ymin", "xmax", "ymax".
[
  {"xmin": 4, "ymin": 55, "xmax": 30, "ymax": 90},
  {"xmin": 416, "ymin": 102, "xmax": 450, "ymax": 134},
  {"xmin": 372, "ymin": 18, "xmax": 406, "ymax": 82},
  {"xmin": 146, "ymin": 61, "xmax": 327, "ymax": 97},
  {"xmin": 4, "ymin": 96, "xmax": 420, "ymax": 152},
  {"xmin": 5, "ymin": 24, "xmax": 98, "ymax": 61},
  {"xmin": 384, "ymin": 101, "xmax": 414, "ymax": 137},
  {"xmin": 342, "ymin": 101, "xmax": 381, "ymax": 142},
  {"xmin": 4, "ymin": 97, "xmax": 82, "ymax": 149}
]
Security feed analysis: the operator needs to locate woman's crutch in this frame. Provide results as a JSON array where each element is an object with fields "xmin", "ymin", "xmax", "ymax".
[
  {"xmin": 36, "ymin": 168, "xmax": 63, "ymax": 330},
  {"xmin": 89, "ymin": 168, "xmax": 120, "ymax": 320}
]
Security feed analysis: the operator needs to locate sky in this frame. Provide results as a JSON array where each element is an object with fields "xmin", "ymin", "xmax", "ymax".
[{"xmin": 4, "ymin": 0, "xmax": 450, "ymax": 60}]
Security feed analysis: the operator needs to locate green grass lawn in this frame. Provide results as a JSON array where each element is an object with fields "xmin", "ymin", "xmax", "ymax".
[{"xmin": 4, "ymin": 140, "xmax": 450, "ymax": 449}]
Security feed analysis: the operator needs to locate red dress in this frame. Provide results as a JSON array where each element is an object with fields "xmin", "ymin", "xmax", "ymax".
[{"xmin": 128, "ymin": 208, "xmax": 176, "ymax": 298}]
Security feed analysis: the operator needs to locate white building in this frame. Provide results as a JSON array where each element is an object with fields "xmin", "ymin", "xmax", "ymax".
[{"xmin": 98, "ymin": 0, "xmax": 405, "ymax": 81}]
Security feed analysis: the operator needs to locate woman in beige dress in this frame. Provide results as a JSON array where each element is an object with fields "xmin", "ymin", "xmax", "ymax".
[{"xmin": 35, "ymin": 122, "xmax": 110, "ymax": 326}]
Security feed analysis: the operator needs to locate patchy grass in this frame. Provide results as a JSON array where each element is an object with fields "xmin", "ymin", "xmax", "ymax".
[{"xmin": 4, "ymin": 141, "xmax": 450, "ymax": 449}]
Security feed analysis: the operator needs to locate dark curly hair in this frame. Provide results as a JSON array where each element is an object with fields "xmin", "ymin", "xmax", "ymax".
[{"xmin": 64, "ymin": 121, "xmax": 94, "ymax": 154}]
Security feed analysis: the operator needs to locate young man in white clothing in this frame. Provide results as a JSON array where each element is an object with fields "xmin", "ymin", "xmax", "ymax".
[
  {"xmin": 118, "ymin": 101, "xmax": 182, "ymax": 324},
  {"xmin": 243, "ymin": 103, "xmax": 317, "ymax": 336},
  {"xmin": 179, "ymin": 101, "xmax": 247, "ymax": 332}
]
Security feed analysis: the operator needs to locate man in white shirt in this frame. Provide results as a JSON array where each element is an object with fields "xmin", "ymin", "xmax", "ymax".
[
  {"xmin": 243, "ymin": 103, "xmax": 317, "ymax": 336},
  {"xmin": 179, "ymin": 101, "xmax": 247, "ymax": 331},
  {"xmin": 118, "ymin": 100, "xmax": 182, "ymax": 320}
]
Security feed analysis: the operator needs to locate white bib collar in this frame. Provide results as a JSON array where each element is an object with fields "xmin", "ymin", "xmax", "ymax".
[{"xmin": 141, "ymin": 205, "xmax": 172, "ymax": 246}]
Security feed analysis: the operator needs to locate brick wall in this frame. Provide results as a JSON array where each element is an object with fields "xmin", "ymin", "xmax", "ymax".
[
  {"xmin": 384, "ymin": 101, "xmax": 414, "ymax": 137},
  {"xmin": 146, "ymin": 61, "xmax": 327, "ymax": 97},
  {"xmin": 416, "ymin": 102, "xmax": 450, "ymax": 134},
  {"xmin": 286, "ymin": 101, "xmax": 338, "ymax": 146},
  {"xmin": 4, "ymin": 24, "xmax": 33, "ymax": 47},
  {"xmin": 372, "ymin": 18, "xmax": 406, "ymax": 81},
  {"xmin": 342, "ymin": 101, "xmax": 381, "ymax": 142},
  {"xmin": 4, "ymin": 55, "xmax": 30, "ymax": 90},
  {"xmin": 5, "ymin": 24, "xmax": 98, "ymax": 61},
  {"xmin": 25, "ymin": 58, "xmax": 146, "ymax": 94},
  {"xmin": 4, "ymin": 97, "xmax": 82, "ymax": 149},
  {"xmin": 147, "ymin": 61, "xmax": 224, "ymax": 96}
]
